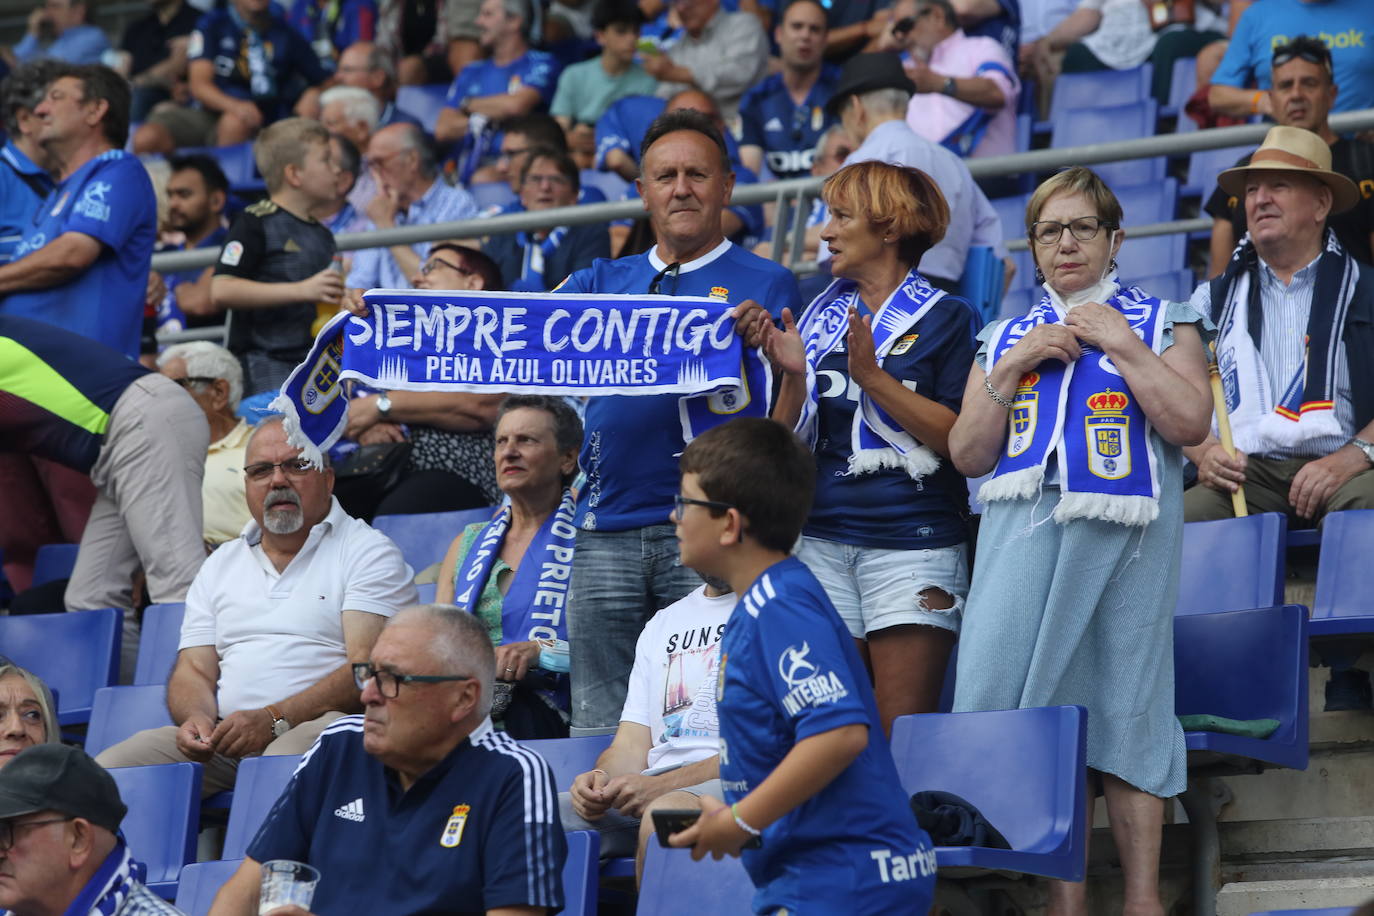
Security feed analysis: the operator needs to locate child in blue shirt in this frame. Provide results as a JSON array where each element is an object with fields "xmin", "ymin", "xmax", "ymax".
[{"xmin": 669, "ymin": 417, "xmax": 936, "ymax": 915}]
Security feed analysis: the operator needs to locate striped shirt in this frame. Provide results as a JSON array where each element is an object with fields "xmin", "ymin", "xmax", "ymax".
[
  {"xmin": 1191, "ymin": 253, "xmax": 1355, "ymax": 459},
  {"xmin": 250, "ymin": 714, "xmax": 565, "ymax": 915}
]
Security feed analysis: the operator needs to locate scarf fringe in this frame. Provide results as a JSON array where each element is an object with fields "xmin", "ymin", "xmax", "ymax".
[
  {"xmin": 848, "ymin": 444, "xmax": 941, "ymax": 481},
  {"xmin": 1053, "ymin": 491, "xmax": 1159, "ymax": 527},
  {"xmin": 268, "ymin": 392, "xmax": 329, "ymax": 469},
  {"xmin": 978, "ymin": 464, "xmax": 1044, "ymax": 503}
]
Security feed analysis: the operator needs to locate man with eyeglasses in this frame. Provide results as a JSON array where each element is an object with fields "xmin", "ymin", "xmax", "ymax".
[
  {"xmin": 0, "ymin": 744, "xmax": 182, "ymax": 916},
  {"xmin": 96, "ymin": 415, "xmax": 417, "ymax": 794},
  {"xmin": 0, "ymin": 314, "xmax": 208, "ymax": 669},
  {"xmin": 483, "ymin": 147, "xmax": 611, "ymax": 291},
  {"xmin": 208, "ymin": 606, "xmax": 566, "ymax": 916},
  {"xmin": 1205, "ymin": 35, "xmax": 1374, "ymax": 275}
]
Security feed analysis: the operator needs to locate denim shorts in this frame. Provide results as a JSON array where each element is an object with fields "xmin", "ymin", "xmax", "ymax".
[{"xmin": 796, "ymin": 537, "xmax": 969, "ymax": 639}]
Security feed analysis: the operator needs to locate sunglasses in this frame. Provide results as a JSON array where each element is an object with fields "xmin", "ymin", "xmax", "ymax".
[{"xmin": 1271, "ymin": 45, "xmax": 1332, "ymax": 73}]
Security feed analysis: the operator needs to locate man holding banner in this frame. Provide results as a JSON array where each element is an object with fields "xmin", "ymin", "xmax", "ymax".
[{"xmin": 555, "ymin": 108, "xmax": 802, "ymax": 732}]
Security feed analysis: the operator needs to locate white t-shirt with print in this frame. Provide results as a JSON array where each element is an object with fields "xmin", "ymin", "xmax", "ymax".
[{"xmin": 619, "ymin": 585, "xmax": 734, "ymax": 773}]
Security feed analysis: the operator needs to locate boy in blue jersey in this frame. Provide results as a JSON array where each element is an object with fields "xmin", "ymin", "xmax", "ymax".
[
  {"xmin": 668, "ymin": 417, "xmax": 936, "ymax": 915},
  {"xmin": 0, "ymin": 64, "xmax": 156, "ymax": 361},
  {"xmin": 555, "ymin": 108, "xmax": 802, "ymax": 732}
]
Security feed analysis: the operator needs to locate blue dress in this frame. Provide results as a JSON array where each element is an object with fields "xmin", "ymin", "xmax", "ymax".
[{"xmin": 952, "ymin": 297, "xmax": 1208, "ymax": 798}]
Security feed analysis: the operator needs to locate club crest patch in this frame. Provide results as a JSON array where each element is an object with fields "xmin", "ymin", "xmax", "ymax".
[
  {"xmin": 440, "ymin": 804, "xmax": 471, "ymax": 848},
  {"xmin": 709, "ymin": 286, "xmax": 728, "ymax": 300},
  {"xmin": 890, "ymin": 333, "xmax": 919, "ymax": 356},
  {"xmin": 1007, "ymin": 372, "xmax": 1039, "ymax": 457},
  {"xmin": 1084, "ymin": 389, "xmax": 1131, "ymax": 480}
]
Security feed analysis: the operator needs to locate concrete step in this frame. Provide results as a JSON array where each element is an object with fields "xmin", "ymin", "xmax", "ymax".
[{"xmin": 1216, "ymin": 876, "xmax": 1374, "ymax": 915}]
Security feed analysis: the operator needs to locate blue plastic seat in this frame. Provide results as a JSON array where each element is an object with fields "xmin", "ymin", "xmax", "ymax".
[
  {"xmin": 1176, "ymin": 514, "xmax": 1286, "ymax": 617},
  {"xmin": 179, "ymin": 143, "xmax": 262, "ymax": 194},
  {"xmin": 1116, "ymin": 232, "xmax": 1187, "ymax": 280},
  {"xmin": 989, "ymin": 194, "xmax": 1028, "ymax": 245},
  {"xmin": 175, "ymin": 859, "xmax": 242, "ymax": 916},
  {"xmin": 579, "ymin": 169, "xmax": 628, "ymax": 203},
  {"xmin": 1161, "ymin": 56, "xmax": 1197, "ymax": 118},
  {"xmin": 415, "ymin": 581, "xmax": 437, "ymax": 603},
  {"xmin": 222, "ymin": 754, "xmax": 304, "ymax": 859},
  {"xmin": 32, "ymin": 542, "xmax": 79, "ymax": 586},
  {"xmin": 0, "ymin": 607, "xmax": 120, "ymax": 724},
  {"xmin": 998, "ymin": 286, "xmax": 1035, "ymax": 319},
  {"xmin": 636, "ymin": 842, "xmax": 754, "ymax": 914},
  {"xmin": 563, "ymin": 831, "xmax": 599, "ymax": 916},
  {"xmin": 521, "ymin": 735, "xmax": 614, "ymax": 793},
  {"xmin": 1116, "ymin": 177, "xmax": 1179, "ymax": 225},
  {"xmin": 956, "ymin": 245, "xmax": 1005, "ymax": 323},
  {"xmin": 889, "ymin": 706, "xmax": 1088, "ymax": 881},
  {"xmin": 372, "ymin": 507, "xmax": 498, "ymax": 575},
  {"xmin": 1051, "ymin": 101, "xmax": 1163, "ymax": 188},
  {"xmin": 135, "ymin": 602, "xmax": 186, "ymax": 686},
  {"xmin": 1310, "ymin": 510, "xmax": 1374, "ymax": 637},
  {"xmin": 1175, "ymin": 605, "xmax": 1309, "ymax": 773},
  {"xmin": 1132, "ymin": 269, "xmax": 1197, "ymax": 303},
  {"xmin": 469, "ymin": 181, "xmax": 518, "ymax": 212},
  {"xmin": 1182, "ymin": 144, "xmax": 1252, "ymax": 197},
  {"xmin": 395, "ymin": 84, "xmax": 451, "ymax": 131},
  {"xmin": 86, "ymin": 685, "xmax": 173, "ymax": 756},
  {"xmin": 1050, "ymin": 65, "xmax": 1152, "ymax": 123},
  {"xmin": 108, "ymin": 763, "xmax": 202, "ymax": 898}
]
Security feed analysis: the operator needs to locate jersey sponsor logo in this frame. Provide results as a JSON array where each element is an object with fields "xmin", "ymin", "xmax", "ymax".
[
  {"xmin": 1269, "ymin": 30, "xmax": 1365, "ymax": 51},
  {"xmin": 220, "ymin": 240, "xmax": 244, "ymax": 266},
  {"xmin": 765, "ymin": 149, "xmax": 814, "ymax": 175},
  {"xmin": 74, "ymin": 181, "xmax": 112, "ymax": 221},
  {"xmin": 890, "ymin": 333, "xmax": 919, "ymax": 356},
  {"xmin": 870, "ymin": 846, "xmax": 937, "ymax": 883},
  {"xmin": 777, "ymin": 642, "xmax": 849, "ymax": 716},
  {"xmin": 720, "ymin": 778, "xmax": 750, "ymax": 793},
  {"xmin": 16, "ymin": 232, "xmax": 46, "ymax": 257},
  {"xmin": 333, "ymin": 798, "xmax": 365, "ymax": 822},
  {"xmin": 440, "ymin": 804, "xmax": 471, "ymax": 847}
]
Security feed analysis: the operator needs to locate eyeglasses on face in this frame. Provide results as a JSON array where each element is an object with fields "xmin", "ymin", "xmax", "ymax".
[
  {"xmin": 671, "ymin": 493, "xmax": 735, "ymax": 519},
  {"xmin": 243, "ymin": 458, "xmax": 316, "ymax": 482},
  {"xmin": 1030, "ymin": 216, "xmax": 1115, "ymax": 246},
  {"xmin": 420, "ymin": 256, "xmax": 474, "ymax": 277},
  {"xmin": 171, "ymin": 376, "xmax": 219, "ymax": 389},
  {"xmin": 352, "ymin": 662, "xmax": 472, "ymax": 698},
  {"xmin": 523, "ymin": 172, "xmax": 572, "ymax": 187},
  {"xmin": 0, "ymin": 816, "xmax": 74, "ymax": 851}
]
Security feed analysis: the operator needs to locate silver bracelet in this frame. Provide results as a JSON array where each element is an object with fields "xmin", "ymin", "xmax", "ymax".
[{"xmin": 983, "ymin": 376, "xmax": 1014, "ymax": 409}]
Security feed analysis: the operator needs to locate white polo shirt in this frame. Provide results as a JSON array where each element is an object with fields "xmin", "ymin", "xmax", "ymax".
[{"xmin": 179, "ymin": 497, "xmax": 418, "ymax": 715}]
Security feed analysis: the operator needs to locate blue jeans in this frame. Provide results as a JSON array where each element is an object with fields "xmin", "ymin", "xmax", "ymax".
[{"xmin": 568, "ymin": 524, "xmax": 702, "ymax": 730}]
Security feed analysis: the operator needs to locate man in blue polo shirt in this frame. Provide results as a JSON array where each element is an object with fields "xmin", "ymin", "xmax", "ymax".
[
  {"xmin": 0, "ymin": 64, "xmax": 156, "ymax": 362},
  {"xmin": 0, "ymin": 60, "xmax": 59, "ymax": 267},
  {"xmin": 739, "ymin": 0, "xmax": 839, "ymax": 180},
  {"xmin": 556, "ymin": 108, "xmax": 802, "ymax": 733},
  {"xmin": 209, "ymin": 606, "xmax": 566, "ymax": 916},
  {"xmin": 435, "ymin": 0, "xmax": 561, "ymax": 181}
]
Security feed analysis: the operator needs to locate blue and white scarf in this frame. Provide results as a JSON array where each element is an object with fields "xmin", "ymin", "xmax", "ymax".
[
  {"xmin": 978, "ymin": 278, "xmax": 1167, "ymax": 526},
  {"xmin": 59, "ymin": 837, "xmax": 138, "ymax": 916},
  {"xmin": 512, "ymin": 227, "xmax": 568, "ymax": 292},
  {"xmin": 793, "ymin": 270, "xmax": 944, "ymax": 480},
  {"xmin": 452, "ymin": 489, "xmax": 576, "ymax": 645},
  {"xmin": 271, "ymin": 289, "xmax": 770, "ymax": 465}
]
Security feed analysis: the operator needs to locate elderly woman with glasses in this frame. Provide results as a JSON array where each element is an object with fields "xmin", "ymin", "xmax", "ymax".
[
  {"xmin": 0, "ymin": 662, "xmax": 59, "ymax": 768},
  {"xmin": 948, "ymin": 166, "xmax": 1213, "ymax": 915},
  {"xmin": 483, "ymin": 147, "xmax": 611, "ymax": 292},
  {"xmin": 435, "ymin": 395, "xmax": 584, "ymax": 739}
]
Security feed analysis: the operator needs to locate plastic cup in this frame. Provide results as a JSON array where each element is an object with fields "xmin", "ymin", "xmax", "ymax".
[{"xmin": 258, "ymin": 859, "xmax": 320, "ymax": 915}]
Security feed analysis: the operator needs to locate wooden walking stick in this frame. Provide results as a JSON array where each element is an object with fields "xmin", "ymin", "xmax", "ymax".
[{"xmin": 1207, "ymin": 341, "xmax": 1248, "ymax": 518}]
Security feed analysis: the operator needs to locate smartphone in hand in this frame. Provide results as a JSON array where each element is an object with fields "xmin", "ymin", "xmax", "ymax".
[{"xmin": 651, "ymin": 808, "xmax": 763, "ymax": 849}]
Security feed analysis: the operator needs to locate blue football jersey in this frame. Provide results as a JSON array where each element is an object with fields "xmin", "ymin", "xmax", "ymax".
[
  {"xmin": 737, "ymin": 67, "xmax": 840, "ymax": 180},
  {"xmin": 556, "ymin": 241, "xmax": 801, "ymax": 532},
  {"xmin": 718, "ymin": 557, "xmax": 936, "ymax": 914}
]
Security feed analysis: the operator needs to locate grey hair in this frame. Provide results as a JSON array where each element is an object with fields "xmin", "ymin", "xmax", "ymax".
[
  {"xmin": 497, "ymin": 394, "xmax": 584, "ymax": 487},
  {"xmin": 157, "ymin": 341, "xmax": 244, "ymax": 409},
  {"xmin": 1, "ymin": 59, "xmax": 65, "ymax": 136},
  {"xmin": 857, "ymin": 87, "xmax": 911, "ymax": 117},
  {"xmin": 320, "ymin": 85, "xmax": 381, "ymax": 131},
  {"xmin": 394, "ymin": 606, "xmax": 497, "ymax": 720},
  {"xmin": 0, "ymin": 664, "xmax": 60, "ymax": 747},
  {"xmin": 812, "ymin": 123, "xmax": 847, "ymax": 160},
  {"xmin": 394, "ymin": 122, "xmax": 438, "ymax": 179},
  {"xmin": 363, "ymin": 43, "xmax": 396, "ymax": 86}
]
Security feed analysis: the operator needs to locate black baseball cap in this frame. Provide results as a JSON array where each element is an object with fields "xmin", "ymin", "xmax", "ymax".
[
  {"xmin": 0, "ymin": 745, "xmax": 126, "ymax": 833},
  {"xmin": 826, "ymin": 52, "xmax": 917, "ymax": 116}
]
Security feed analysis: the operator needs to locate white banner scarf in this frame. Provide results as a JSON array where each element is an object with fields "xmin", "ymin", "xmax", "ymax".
[
  {"xmin": 793, "ymin": 270, "xmax": 944, "ymax": 480},
  {"xmin": 270, "ymin": 288, "xmax": 771, "ymax": 464}
]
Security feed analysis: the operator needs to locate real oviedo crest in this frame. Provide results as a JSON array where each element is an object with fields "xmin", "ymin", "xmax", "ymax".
[
  {"xmin": 1084, "ymin": 389, "xmax": 1131, "ymax": 480},
  {"xmin": 1007, "ymin": 372, "xmax": 1039, "ymax": 457}
]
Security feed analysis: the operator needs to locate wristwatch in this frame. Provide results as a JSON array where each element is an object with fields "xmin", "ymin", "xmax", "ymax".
[
  {"xmin": 376, "ymin": 392, "xmax": 392, "ymax": 418},
  {"xmin": 1351, "ymin": 437, "xmax": 1374, "ymax": 466},
  {"xmin": 266, "ymin": 705, "xmax": 290, "ymax": 738},
  {"xmin": 941, "ymin": 76, "xmax": 958, "ymax": 97}
]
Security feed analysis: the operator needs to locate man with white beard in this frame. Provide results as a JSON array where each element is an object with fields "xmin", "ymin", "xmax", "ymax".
[{"xmin": 95, "ymin": 416, "xmax": 417, "ymax": 795}]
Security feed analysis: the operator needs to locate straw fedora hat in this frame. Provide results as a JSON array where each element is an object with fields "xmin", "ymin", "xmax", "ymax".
[{"xmin": 1217, "ymin": 125, "xmax": 1360, "ymax": 214}]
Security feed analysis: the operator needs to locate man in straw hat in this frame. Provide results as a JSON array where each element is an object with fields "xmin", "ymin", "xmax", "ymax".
[
  {"xmin": 0, "ymin": 744, "xmax": 182, "ymax": 916},
  {"xmin": 1184, "ymin": 124, "xmax": 1374, "ymax": 705}
]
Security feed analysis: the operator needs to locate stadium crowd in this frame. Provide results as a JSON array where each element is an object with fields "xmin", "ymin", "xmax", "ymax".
[{"xmin": 3, "ymin": 0, "xmax": 1374, "ymax": 913}]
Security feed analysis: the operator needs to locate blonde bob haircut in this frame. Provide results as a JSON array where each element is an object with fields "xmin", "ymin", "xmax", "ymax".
[
  {"xmin": 0, "ymin": 663, "xmax": 59, "ymax": 747},
  {"xmin": 1025, "ymin": 165, "xmax": 1123, "ymax": 237},
  {"xmin": 821, "ymin": 161, "xmax": 950, "ymax": 269}
]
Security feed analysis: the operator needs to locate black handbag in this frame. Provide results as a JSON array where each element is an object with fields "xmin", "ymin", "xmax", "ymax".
[{"xmin": 331, "ymin": 441, "xmax": 413, "ymax": 521}]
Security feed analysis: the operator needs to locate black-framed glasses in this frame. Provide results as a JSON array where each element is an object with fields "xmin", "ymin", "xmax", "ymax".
[
  {"xmin": 172, "ymin": 376, "xmax": 219, "ymax": 389},
  {"xmin": 1030, "ymin": 216, "xmax": 1116, "ymax": 246},
  {"xmin": 0, "ymin": 816, "xmax": 74, "ymax": 851},
  {"xmin": 352, "ymin": 662, "xmax": 472, "ymax": 698},
  {"xmin": 243, "ymin": 458, "xmax": 316, "ymax": 482},
  {"xmin": 672, "ymin": 493, "xmax": 735, "ymax": 519},
  {"xmin": 648, "ymin": 261, "xmax": 681, "ymax": 295},
  {"xmin": 1272, "ymin": 43, "xmax": 1332, "ymax": 73},
  {"xmin": 420, "ymin": 256, "xmax": 473, "ymax": 277}
]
